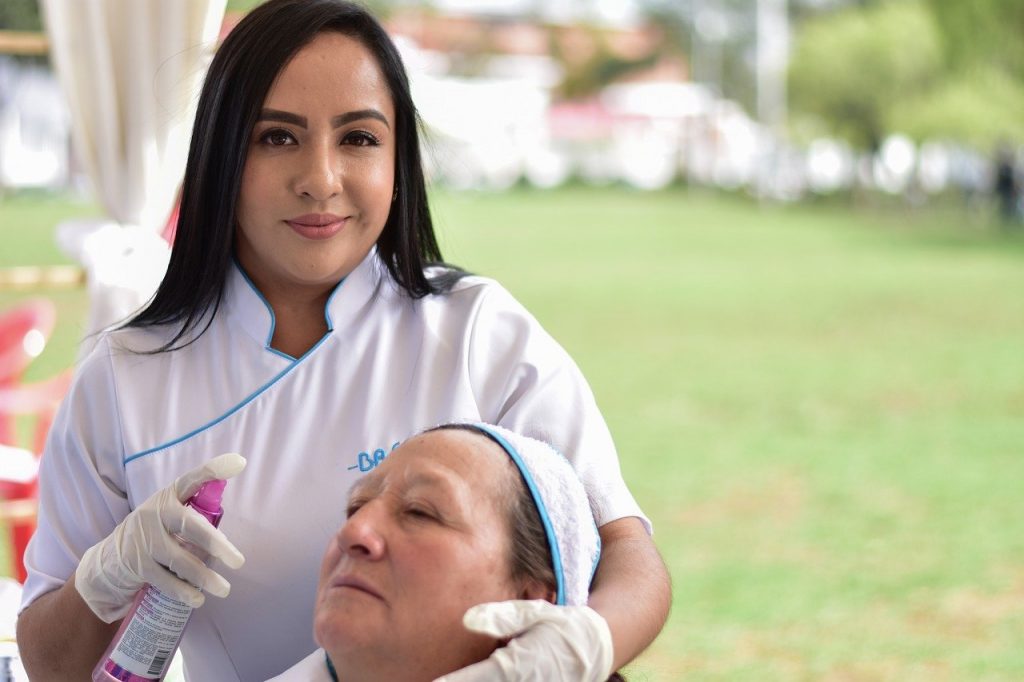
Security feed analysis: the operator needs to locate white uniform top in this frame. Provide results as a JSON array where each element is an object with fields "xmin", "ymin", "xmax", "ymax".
[
  {"xmin": 22, "ymin": 250, "xmax": 648, "ymax": 681},
  {"xmin": 265, "ymin": 649, "xmax": 331, "ymax": 682}
]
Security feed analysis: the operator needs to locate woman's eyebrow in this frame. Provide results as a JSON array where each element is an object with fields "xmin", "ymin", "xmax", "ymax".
[
  {"xmin": 332, "ymin": 109, "xmax": 390, "ymax": 130},
  {"xmin": 347, "ymin": 471, "xmax": 382, "ymax": 500},
  {"xmin": 405, "ymin": 470, "xmax": 468, "ymax": 506},
  {"xmin": 256, "ymin": 108, "xmax": 390, "ymax": 130},
  {"xmin": 258, "ymin": 108, "xmax": 307, "ymax": 127}
]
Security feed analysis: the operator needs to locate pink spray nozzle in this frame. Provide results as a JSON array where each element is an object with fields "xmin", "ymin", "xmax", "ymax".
[{"xmin": 189, "ymin": 479, "xmax": 227, "ymax": 518}]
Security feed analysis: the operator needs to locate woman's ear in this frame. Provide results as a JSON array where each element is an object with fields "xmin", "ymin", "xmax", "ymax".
[{"xmin": 518, "ymin": 580, "xmax": 557, "ymax": 603}]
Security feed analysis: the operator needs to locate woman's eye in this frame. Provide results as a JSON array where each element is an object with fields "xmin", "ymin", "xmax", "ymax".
[
  {"xmin": 260, "ymin": 129, "xmax": 295, "ymax": 146},
  {"xmin": 345, "ymin": 502, "xmax": 364, "ymax": 518},
  {"xmin": 405, "ymin": 506, "xmax": 435, "ymax": 521},
  {"xmin": 344, "ymin": 130, "xmax": 381, "ymax": 147}
]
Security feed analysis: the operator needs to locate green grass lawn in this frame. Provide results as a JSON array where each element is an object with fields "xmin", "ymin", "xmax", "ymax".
[{"xmin": 3, "ymin": 187, "xmax": 1024, "ymax": 680}]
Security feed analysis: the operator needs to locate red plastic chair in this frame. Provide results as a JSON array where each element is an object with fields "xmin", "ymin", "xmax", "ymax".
[
  {"xmin": 0, "ymin": 298, "xmax": 56, "ymax": 386},
  {"xmin": 0, "ymin": 299, "xmax": 67, "ymax": 582},
  {"xmin": 0, "ymin": 371, "xmax": 73, "ymax": 583}
]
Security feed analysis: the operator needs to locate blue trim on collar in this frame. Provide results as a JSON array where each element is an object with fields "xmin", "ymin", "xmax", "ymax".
[
  {"xmin": 324, "ymin": 276, "xmax": 345, "ymax": 332},
  {"xmin": 127, "ymin": 260, "xmax": 352, "ymax": 464},
  {"xmin": 325, "ymin": 651, "xmax": 339, "ymax": 682},
  {"xmin": 123, "ymin": 332, "xmax": 332, "ymax": 464},
  {"xmin": 470, "ymin": 424, "xmax": 566, "ymax": 606},
  {"xmin": 231, "ymin": 256, "xmax": 347, "ymax": 359},
  {"xmin": 232, "ymin": 258, "xmax": 277, "ymax": 350}
]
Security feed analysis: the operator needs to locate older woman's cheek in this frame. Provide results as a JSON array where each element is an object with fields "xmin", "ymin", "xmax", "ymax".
[{"xmin": 315, "ymin": 541, "xmax": 341, "ymax": 604}]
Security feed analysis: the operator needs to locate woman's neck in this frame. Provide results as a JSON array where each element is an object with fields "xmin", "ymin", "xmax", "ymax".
[
  {"xmin": 263, "ymin": 284, "xmax": 333, "ymax": 358},
  {"xmin": 326, "ymin": 649, "xmax": 473, "ymax": 682}
]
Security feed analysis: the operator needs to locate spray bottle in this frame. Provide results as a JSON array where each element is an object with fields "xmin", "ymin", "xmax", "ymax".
[{"xmin": 92, "ymin": 479, "xmax": 229, "ymax": 682}]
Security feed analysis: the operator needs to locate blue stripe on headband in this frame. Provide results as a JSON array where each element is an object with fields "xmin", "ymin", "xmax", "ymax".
[{"xmin": 470, "ymin": 424, "xmax": 566, "ymax": 606}]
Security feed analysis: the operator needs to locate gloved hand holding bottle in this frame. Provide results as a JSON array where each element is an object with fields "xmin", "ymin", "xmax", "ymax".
[{"xmin": 74, "ymin": 453, "xmax": 247, "ymax": 623}]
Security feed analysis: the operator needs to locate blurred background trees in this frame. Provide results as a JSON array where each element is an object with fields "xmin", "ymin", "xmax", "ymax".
[
  {"xmin": 0, "ymin": 0, "xmax": 42, "ymax": 31},
  {"xmin": 788, "ymin": 0, "xmax": 942, "ymax": 152},
  {"xmin": 788, "ymin": 0, "xmax": 1024, "ymax": 151}
]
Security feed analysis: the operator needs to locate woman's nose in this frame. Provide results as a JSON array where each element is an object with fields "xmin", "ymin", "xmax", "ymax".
[
  {"xmin": 294, "ymin": 142, "xmax": 342, "ymax": 201},
  {"xmin": 338, "ymin": 505, "xmax": 385, "ymax": 559}
]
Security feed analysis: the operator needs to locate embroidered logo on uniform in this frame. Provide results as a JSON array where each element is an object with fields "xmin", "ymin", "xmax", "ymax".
[{"xmin": 347, "ymin": 442, "xmax": 400, "ymax": 472}]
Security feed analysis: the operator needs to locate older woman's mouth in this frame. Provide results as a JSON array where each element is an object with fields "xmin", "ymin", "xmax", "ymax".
[{"xmin": 331, "ymin": 574, "xmax": 385, "ymax": 601}]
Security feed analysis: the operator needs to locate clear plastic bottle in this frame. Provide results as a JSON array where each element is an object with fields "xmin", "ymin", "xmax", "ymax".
[{"xmin": 92, "ymin": 479, "xmax": 228, "ymax": 682}]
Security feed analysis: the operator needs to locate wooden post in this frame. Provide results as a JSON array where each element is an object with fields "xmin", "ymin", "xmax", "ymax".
[{"xmin": 0, "ymin": 30, "xmax": 49, "ymax": 57}]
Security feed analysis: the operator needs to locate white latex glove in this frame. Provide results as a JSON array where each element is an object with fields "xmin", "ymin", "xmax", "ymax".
[
  {"xmin": 75, "ymin": 453, "xmax": 247, "ymax": 622},
  {"xmin": 434, "ymin": 600, "xmax": 614, "ymax": 682}
]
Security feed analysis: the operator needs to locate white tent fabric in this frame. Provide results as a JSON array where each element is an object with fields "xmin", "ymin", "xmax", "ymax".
[{"xmin": 40, "ymin": 0, "xmax": 226, "ymax": 358}]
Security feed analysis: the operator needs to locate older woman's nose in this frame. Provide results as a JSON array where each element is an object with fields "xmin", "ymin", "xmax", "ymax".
[{"xmin": 338, "ymin": 505, "xmax": 385, "ymax": 559}]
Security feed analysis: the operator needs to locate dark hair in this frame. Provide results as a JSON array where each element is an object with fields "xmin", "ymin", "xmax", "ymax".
[
  {"xmin": 426, "ymin": 425, "xmax": 556, "ymax": 592},
  {"xmin": 431, "ymin": 424, "xmax": 626, "ymax": 682},
  {"xmin": 507, "ymin": 478, "xmax": 626, "ymax": 682},
  {"xmin": 128, "ymin": 0, "xmax": 462, "ymax": 348},
  {"xmin": 505, "ymin": 459, "xmax": 558, "ymax": 592}
]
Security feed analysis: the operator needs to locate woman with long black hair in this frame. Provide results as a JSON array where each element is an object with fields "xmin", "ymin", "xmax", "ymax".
[{"xmin": 17, "ymin": 2, "xmax": 670, "ymax": 680}]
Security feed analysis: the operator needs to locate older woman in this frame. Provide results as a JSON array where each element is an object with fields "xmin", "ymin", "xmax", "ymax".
[{"xmin": 271, "ymin": 423, "xmax": 621, "ymax": 682}]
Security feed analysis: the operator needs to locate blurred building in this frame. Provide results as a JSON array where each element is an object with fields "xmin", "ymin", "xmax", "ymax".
[
  {"xmin": 0, "ymin": 57, "xmax": 71, "ymax": 190},
  {"xmin": 385, "ymin": 7, "xmax": 740, "ymax": 191},
  {"xmin": 1, "ymin": 5, "xmax": 1000, "ymax": 201}
]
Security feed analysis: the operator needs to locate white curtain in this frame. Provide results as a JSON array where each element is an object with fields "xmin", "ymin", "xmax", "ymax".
[{"xmin": 40, "ymin": 0, "xmax": 226, "ymax": 357}]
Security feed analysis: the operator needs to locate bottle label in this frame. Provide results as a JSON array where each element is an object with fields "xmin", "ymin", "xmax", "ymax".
[{"xmin": 108, "ymin": 587, "xmax": 193, "ymax": 678}]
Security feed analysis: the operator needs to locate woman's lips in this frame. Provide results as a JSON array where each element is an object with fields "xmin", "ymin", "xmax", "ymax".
[
  {"xmin": 286, "ymin": 213, "xmax": 348, "ymax": 240},
  {"xmin": 331, "ymin": 574, "xmax": 384, "ymax": 601}
]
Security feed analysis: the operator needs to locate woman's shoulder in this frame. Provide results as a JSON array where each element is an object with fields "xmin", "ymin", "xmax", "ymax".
[
  {"xmin": 74, "ymin": 319, "xmax": 210, "ymax": 386},
  {"xmin": 101, "ymin": 321, "xmax": 188, "ymax": 356},
  {"xmin": 420, "ymin": 266, "xmax": 515, "ymax": 303},
  {"xmin": 57, "ymin": 327, "xmax": 165, "ymax": 417},
  {"xmin": 373, "ymin": 264, "xmax": 536, "ymax": 333},
  {"xmin": 413, "ymin": 271, "xmax": 536, "ymax": 324},
  {"xmin": 423, "ymin": 265, "xmax": 491, "ymax": 292}
]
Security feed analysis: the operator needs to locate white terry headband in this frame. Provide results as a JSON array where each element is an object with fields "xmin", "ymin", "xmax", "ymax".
[{"xmin": 461, "ymin": 423, "xmax": 601, "ymax": 607}]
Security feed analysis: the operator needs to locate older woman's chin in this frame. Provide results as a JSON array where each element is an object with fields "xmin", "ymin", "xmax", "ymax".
[
  {"xmin": 314, "ymin": 610, "xmax": 503, "ymax": 681},
  {"xmin": 313, "ymin": 608, "xmax": 360, "ymax": 654}
]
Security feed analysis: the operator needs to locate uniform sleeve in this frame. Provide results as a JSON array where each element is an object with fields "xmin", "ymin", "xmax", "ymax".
[
  {"xmin": 466, "ymin": 283, "xmax": 652, "ymax": 533},
  {"xmin": 20, "ymin": 336, "xmax": 132, "ymax": 613}
]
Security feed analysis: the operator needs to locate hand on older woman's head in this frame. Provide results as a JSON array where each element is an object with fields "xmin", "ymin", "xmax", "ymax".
[{"xmin": 433, "ymin": 600, "xmax": 613, "ymax": 682}]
